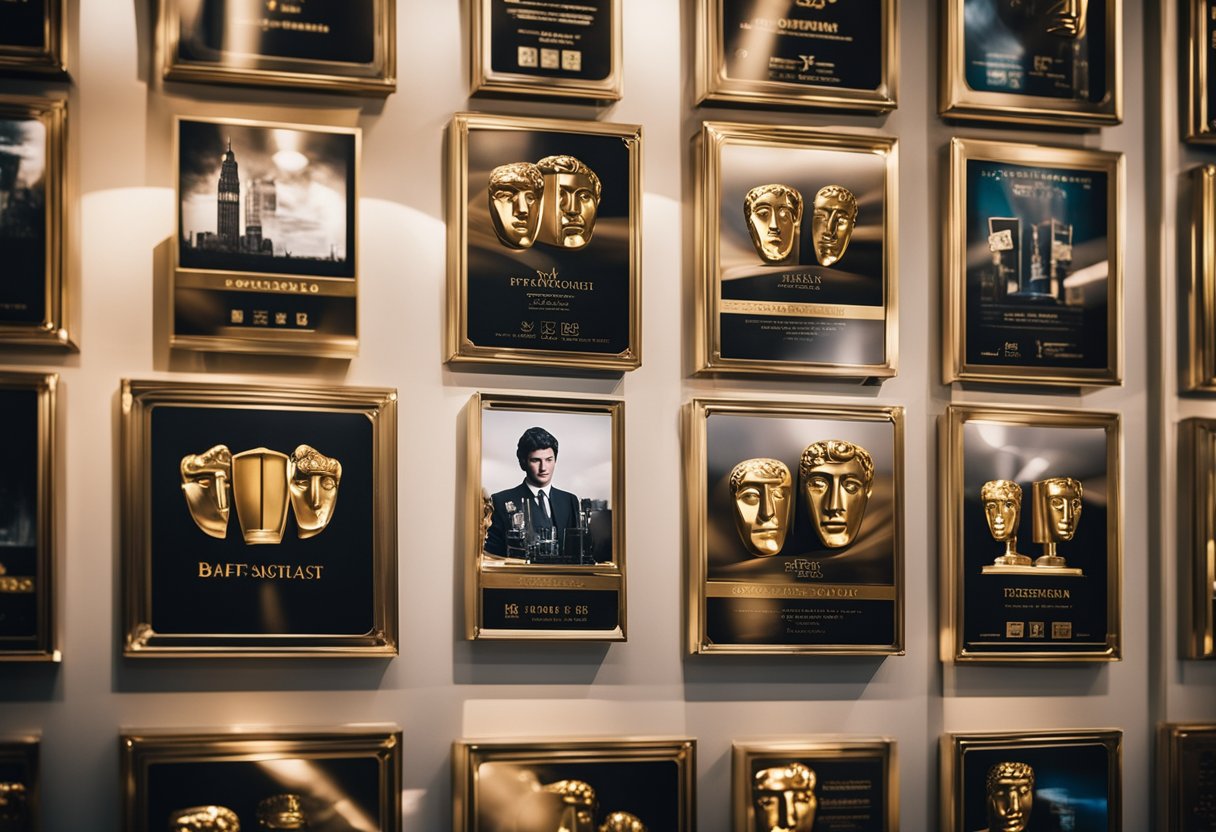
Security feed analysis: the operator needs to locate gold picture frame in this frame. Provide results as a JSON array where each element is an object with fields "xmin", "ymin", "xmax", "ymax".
[
  {"xmin": 945, "ymin": 138, "xmax": 1124, "ymax": 387},
  {"xmin": 159, "ymin": 0, "xmax": 396, "ymax": 95},
  {"xmin": 1159, "ymin": 723, "xmax": 1216, "ymax": 831},
  {"xmin": 685, "ymin": 398, "xmax": 905, "ymax": 655},
  {"xmin": 0, "ymin": 0, "xmax": 66, "ymax": 78},
  {"xmin": 942, "ymin": 730, "xmax": 1122, "ymax": 832},
  {"xmin": 453, "ymin": 737, "xmax": 695, "ymax": 832},
  {"xmin": 732, "ymin": 739, "xmax": 898, "ymax": 832},
  {"xmin": 122, "ymin": 727, "xmax": 402, "ymax": 832},
  {"xmin": 120, "ymin": 379, "xmax": 398, "ymax": 658},
  {"xmin": 1180, "ymin": 418, "xmax": 1216, "ymax": 658},
  {"xmin": 939, "ymin": 0, "xmax": 1122, "ymax": 127},
  {"xmin": 695, "ymin": 0, "xmax": 897, "ymax": 112},
  {"xmin": 1185, "ymin": 165, "xmax": 1216, "ymax": 391},
  {"xmin": 940, "ymin": 404, "xmax": 1122, "ymax": 663},
  {"xmin": 469, "ymin": 0, "xmax": 621, "ymax": 102},
  {"xmin": 0, "ymin": 95, "xmax": 72, "ymax": 350},
  {"xmin": 0, "ymin": 736, "xmax": 39, "ymax": 830},
  {"xmin": 465, "ymin": 392, "xmax": 626, "ymax": 641},
  {"xmin": 446, "ymin": 112, "xmax": 642, "ymax": 373},
  {"xmin": 1187, "ymin": 0, "xmax": 1216, "ymax": 142},
  {"xmin": 0, "ymin": 371, "xmax": 58, "ymax": 662},
  {"xmin": 695, "ymin": 121, "xmax": 898, "ymax": 379}
]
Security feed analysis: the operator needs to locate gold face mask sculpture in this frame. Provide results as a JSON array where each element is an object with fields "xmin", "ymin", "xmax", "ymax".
[
  {"xmin": 0, "ymin": 782, "xmax": 27, "ymax": 832},
  {"xmin": 1043, "ymin": 0, "xmax": 1088, "ymax": 38},
  {"xmin": 288, "ymin": 445, "xmax": 342, "ymax": 540},
  {"xmin": 488, "ymin": 162, "xmax": 544, "ymax": 249},
  {"xmin": 729, "ymin": 458, "xmax": 794, "ymax": 557},
  {"xmin": 1032, "ymin": 476, "xmax": 1082, "ymax": 568},
  {"xmin": 985, "ymin": 762, "xmax": 1034, "ymax": 832},
  {"xmin": 180, "ymin": 445, "xmax": 233, "ymax": 539},
  {"xmin": 257, "ymin": 794, "xmax": 307, "ymax": 829},
  {"xmin": 981, "ymin": 479, "xmax": 1031, "ymax": 567},
  {"xmin": 537, "ymin": 155, "xmax": 602, "ymax": 250},
  {"xmin": 599, "ymin": 812, "xmax": 647, "ymax": 832},
  {"xmin": 745, "ymin": 184, "xmax": 803, "ymax": 265},
  {"xmin": 543, "ymin": 780, "xmax": 598, "ymax": 832},
  {"xmin": 810, "ymin": 185, "xmax": 858, "ymax": 267},
  {"xmin": 168, "ymin": 805, "xmax": 241, "ymax": 832},
  {"xmin": 752, "ymin": 763, "xmax": 816, "ymax": 832},
  {"xmin": 800, "ymin": 440, "xmax": 874, "ymax": 549}
]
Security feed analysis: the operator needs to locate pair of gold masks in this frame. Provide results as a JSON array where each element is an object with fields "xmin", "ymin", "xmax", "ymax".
[
  {"xmin": 752, "ymin": 763, "xmax": 816, "ymax": 832},
  {"xmin": 180, "ymin": 445, "xmax": 341, "ymax": 544},
  {"xmin": 980, "ymin": 477, "xmax": 1082, "ymax": 570},
  {"xmin": 513, "ymin": 777, "xmax": 648, "ymax": 832},
  {"xmin": 488, "ymin": 155, "xmax": 601, "ymax": 250},
  {"xmin": 728, "ymin": 441, "xmax": 875, "ymax": 558},
  {"xmin": 984, "ymin": 762, "xmax": 1034, "ymax": 832},
  {"xmin": 743, "ymin": 183, "xmax": 857, "ymax": 268}
]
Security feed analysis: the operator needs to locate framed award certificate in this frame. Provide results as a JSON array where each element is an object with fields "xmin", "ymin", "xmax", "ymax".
[
  {"xmin": 120, "ymin": 379, "xmax": 398, "ymax": 658},
  {"xmin": 447, "ymin": 113, "xmax": 642, "ymax": 372},
  {"xmin": 1159, "ymin": 724, "xmax": 1216, "ymax": 831},
  {"xmin": 0, "ymin": 737, "xmax": 38, "ymax": 830},
  {"xmin": 941, "ymin": 404, "xmax": 1122, "ymax": 663},
  {"xmin": 159, "ymin": 0, "xmax": 396, "ymax": 95},
  {"xmin": 696, "ymin": 122, "xmax": 897, "ymax": 379},
  {"xmin": 0, "ymin": 0, "xmax": 66, "ymax": 78},
  {"xmin": 940, "ymin": 0, "xmax": 1121, "ymax": 127},
  {"xmin": 1180, "ymin": 418, "xmax": 1216, "ymax": 659},
  {"xmin": 945, "ymin": 138, "xmax": 1123, "ymax": 387},
  {"xmin": 686, "ymin": 398, "xmax": 904, "ymax": 655},
  {"xmin": 1186, "ymin": 165, "xmax": 1216, "ymax": 391},
  {"xmin": 695, "ymin": 0, "xmax": 896, "ymax": 112}
]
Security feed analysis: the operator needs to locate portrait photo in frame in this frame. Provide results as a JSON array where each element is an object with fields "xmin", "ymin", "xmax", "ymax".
[
  {"xmin": 1180, "ymin": 418, "xmax": 1216, "ymax": 659},
  {"xmin": 120, "ymin": 379, "xmax": 398, "ymax": 658},
  {"xmin": 1158, "ymin": 723, "xmax": 1216, "ymax": 831},
  {"xmin": 0, "ymin": 0, "xmax": 66, "ymax": 78}
]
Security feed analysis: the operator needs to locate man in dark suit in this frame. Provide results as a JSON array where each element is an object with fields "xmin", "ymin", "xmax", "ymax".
[{"xmin": 484, "ymin": 426, "xmax": 582, "ymax": 559}]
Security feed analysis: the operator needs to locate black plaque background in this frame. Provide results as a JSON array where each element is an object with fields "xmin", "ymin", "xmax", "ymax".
[
  {"xmin": 960, "ymin": 742, "xmax": 1111, "ymax": 831},
  {"xmin": 0, "ymin": 0, "xmax": 46, "ymax": 49},
  {"xmin": 178, "ymin": 0, "xmax": 376, "ymax": 66},
  {"xmin": 0, "ymin": 388, "xmax": 39, "ymax": 647},
  {"xmin": 749, "ymin": 754, "xmax": 887, "ymax": 832},
  {"xmin": 1177, "ymin": 732, "xmax": 1216, "ymax": 830},
  {"xmin": 961, "ymin": 421, "xmax": 1109, "ymax": 655},
  {"xmin": 721, "ymin": 0, "xmax": 883, "ymax": 92},
  {"xmin": 482, "ymin": 588, "xmax": 619, "ymax": 631},
  {"xmin": 0, "ymin": 114, "xmax": 47, "ymax": 327},
  {"xmin": 147, "ymin": 405, "xmax": 374, "ymax": 639},
  {"xmin": 489, "ymin": 0, "xmax": 612, "ymax": 82},
  {"xmin": 465, "ymin": 128, "xmax": 632, "ymax": 356},
  {"xmin": 964, "ymin": 159, "xmax": 1109, "ymax": 371}
]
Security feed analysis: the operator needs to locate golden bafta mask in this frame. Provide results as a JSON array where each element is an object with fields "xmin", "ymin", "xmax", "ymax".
[
  {"xmin": 180, "ymin": 445, "xmax": 233, "ymax": 539},
  {"xmin": 599, "ymin": 811, "xmax": 647, "ymax": 832},
  {"xmin": 752, "ymin": 763, "xmax": 816, "ymax": 832},
  {"xmin": 800, "ymin": 440, "xmax": 875, "ymax": 549},
  {"xmin": 288, "ymin": 445, "xmax": 342, "ymax": 539},
  {"xmin": 232, "ymin": 448, "xmax": 291, "ymax": 546},
  {"xmin": 810, "ymin": 185, "xmax": 858, "ymax": 267},
  {"xmin": 981, "ymin": 479, "xmax": 1031, "ymax": 567},
  {"xmin": 0, "ymin": 782, "xmax": 27, "ymax": 832},
  {"xmin": 544, "ymin": 780, "xmax": 598, "ymax": 832},
  {"xmin": 168, "ymin": 805, "xmax": 241, "ymax": 832},
  {"xmin": 256, "ymin": 794, "xmax": 306, "ymax": 829},
  {"xmin": 488, "ymin": 162, "xmax": 544, "ymax": 250},
  {"xmin": 537, "ymin": 155, "xmax": 601, "ymax": 250},
  {"xmin": 744, "ymin": 184, "xmax": 803, "ymax": 265},
  {"xmin": 1032, "ymin": 476, "xmax": 1082, "ymax": 568},
  {"xmin": 1043, "ymin": 0, "xmax": 1088, "ymax": 38},
  {"xmin": 985, "ymin": 762, "xmax": 1034, "ymax": 832},
  {"xmin": 729, "ymin": 458, "xmax": 794, "ymax": 557}
]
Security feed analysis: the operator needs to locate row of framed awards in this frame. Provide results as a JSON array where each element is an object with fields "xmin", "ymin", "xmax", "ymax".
[
  {"xmin": 0, "ymin": 726, "xmax": 1213, "ymax": 830},
  {"xmin": 3, "ymin": 370, "xmax": 1215, "ymax": 662}
]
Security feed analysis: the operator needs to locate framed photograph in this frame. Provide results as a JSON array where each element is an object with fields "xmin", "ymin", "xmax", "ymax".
[
  {"xmin": 695, "ymin": 122, "xmax": 897, "ymax": 379},
  {"xmin": 159, "ymin": 0, "xmax": 396, "ymax": 95},
  {"xmin": 945, "ymin": 138, "xmax": 1123, "ymax": 387},
  {"xmin": 453, "ymin": 738, "xmax": 695, "ymax": 832},
  {"xmin": 1186, "ymin": 165, "xmax": 1216, "ymax": 391},
  {"xmin": 0, "ymin": 95, "xmax": 71, "ymax": 350},
  {"xmin": 0, "ymin": 737, "xmax": 38, "ymax": 832},
  {"xmin": 0, "ymin": 372, "xmax": 57, "ymax": 663},
  {"xmin": 939, "ymin": 0, "xmax": 1121, "ymax": 127},
  {"xmin": 466, "ymin": 393, "xmax": 625, "ymax": 641},
  {"xmin": 469, "ymin": 0, "xmax": 620, "ymax": 102},
  {"xmin": 1189, "ymin": 0, "xmax": 1216, "ymax": 142},
  {"xmin": 940, "ymin": 404, "xmax": 1121, "ymax": 663},
  {"xmin": 1180, "ymin": 419, "xmax": 1216, "ymax": 659},
  {"xmin": 695, "ymin": 0, "xmax": 896, "ymax": 112},
  {"xmin": 942, "ymin": 730, "xmax": 1121, "ymax": 832},
  {"xmin": 447, "ymin": 113, "xmax": 642, "ymax": 373},
  {"xmin": 0, "ymin": 0, "xmax": 66, "ymax": 78},
  {"xmin": 1159, "ymin": 724, "xmax": 1216, "ymax": 831},
  {"xmin": 122, "ymin": 727, "xmax": 401, "ymax": 832},
  {"xmin": 685, "ymin": 398, "xmax": 904, "ymax": 655},
  {"xmin": 120, "ymin": 379, "xmax": 398, "ymax": 658},
  {"xmin": 732, "ymin": 739, "xmax": 897, "ymax": 832},
  {"xmin": 173, "ymin": 116, "xmax": 360, "ymax": 358}
]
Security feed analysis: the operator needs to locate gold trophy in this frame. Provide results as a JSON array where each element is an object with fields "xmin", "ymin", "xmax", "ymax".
[
  {"xmin": 536, "ymin": 155, "xmax": 601, "ymax": 250},
  {"xmin": 599, "ymin": 811, "xmax": 647, "ymax": 832},
  {"xmin": 980, "ymin": 480, "xmax": 1033, "ymax": 573},
  {"xmin": 168, "ymin": 805, "xmax": 241, "ymax": 832},
  {"xmin": 752, "ymin": 763, "xmax": 816, "ymax": 832},
  {"xmin": 180, "ymin": 445, "xmax": 233, "ymax": 539},
  {"xmin": 232, "ymin": 449, "xmax": 291, "ymax": 545},
  {"xmin": 744, "ymin": 184, "xmax": 803, "ymax": 265},
  {"xmin": 256, "ymin": 794, "xmax": 307, "ymax": 829},
  {"xmin": 1031, "ymin": 477, "xmax": 1084, "ymax": 574},
  {"xmin": 543, "ymin": 780, "xmax": 597, "ymax": 832},
  {"xmin": 729, "ymin": 458, "xmax": 794, "ymax": 557},
  {"xmin": 810, "ymin": 185, "xmax": 857, "ymax": 267},
  {"xmin": 800, "ymin": 440, "xmax": 874, "ymax": 549},
  {"xmin": 488, "ymin": 162, "xmax": 544, "ymax": 250},
  {"xmin": 982, "ymin": 762, "xmax": 1034, "ymax": 832}
]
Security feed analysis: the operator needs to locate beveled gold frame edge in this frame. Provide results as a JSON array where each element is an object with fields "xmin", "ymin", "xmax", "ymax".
[
  {"xmin": 0, "ymin": 0, "xmax": 66, "ymax": 77},
  {"xmin": 1180, "ymin": 418, "xmax": 1216, "ymax": 658},
  {"xmin": 1187, "ymin": 0, "xmax": 1215, "ymax": 143},
  {"xmin": 1158, "ymin": 723, "xmax": 1216, "ymax": 831},
  {"xmin": 1186, "ymin": 165, "xmax": 1216, "ymax": 390}
]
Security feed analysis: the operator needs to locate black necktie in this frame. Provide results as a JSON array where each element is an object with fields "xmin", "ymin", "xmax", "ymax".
[{"xmin": 535, "ymin": 491, "xmax": 551, "ymax": 529}]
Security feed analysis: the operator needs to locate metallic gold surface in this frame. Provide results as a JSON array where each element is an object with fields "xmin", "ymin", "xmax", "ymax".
[
  {"xmin": 169, "ymin": 805, "xmax": 241, "ymax": 832},
  {"xmin": 488, "ymin": 162, "xmax": 543, "ymax": 249},
  {"xmin": 0, "ymin": 0, "xmax": 66, "ymax": 77},
  {"xmin": 980, "ymin": 480, "xmax": 1030, "ymax": 568},
  {"xmin": 1187, "ymin": 166, "xmax": 1216, "ymax": 388},
  {"xmin": 1159, "ymin": 724, "xmax": 1216, "ymax": 830},
  {"xmin": 752, "ymin": 763, "xmax": 815, "ymax": 832},
  {"xmin": 810, "ymin": 186, "xmax": 857, "ymax": 267},
  {"xmin": 288, "ymin": 445, "xmax": 342, "ymax": 540},
  {"xmin": 1187, "ymin": 1, "xmax": 1216, "ymax": 142},
  {"xmin": 799, "ymin": 440, "xmax": 874, "ymax": 549},
  {"xmin": 983, "ymin": 762, "xmax": 1033, "ymax": 832},
  {"xmin": 0, "ymin": 782, "xmax": 27, "ymax": 832},
  {"xmin": 537, "ymin": 155, "xmax": 600, "ymax": 250},
  {"xmin": 257, "ymin": 794, "xmax": 306, "ymax": 829},
  {"xmin": 600, "ymin": 812, "xmax": 647, "ymax": 832},
  {"xmin": 1032, "ymin": 477, "xmax": 1082, "ymax": 567},
  {"xmin": 744, "ymin": 185, "xmax": 802, "ymax": 265},
  {"xmin": 729, "ymin": 458, "xmax": 793, "ymax": 558},
  {"xmin": 1180, "ymin": 420, "xmax": 1216, "ymax": 658},
  {"xmin": 232, "ymin": 449, "xmax": 290, "ymax": 546},
  {"xmin": 180, "ymin": 445, "xmax": 232, "ymax": 539}
]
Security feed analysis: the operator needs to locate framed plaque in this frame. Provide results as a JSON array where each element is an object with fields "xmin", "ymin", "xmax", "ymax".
[
  {"xmin": 695, "ymin": 0, "xmax": 896, "ymax": 112},
  {"xmin": 159, "ymin": 0, "xmax": 396, "ymax": 95},
  {"xmin": 695, "ymin": 122, "xmax": 897, "ymax": 379},
  {"xmin": 466, "ymin": 393, "xmax": 625, "ymax": 641},
  {"xmin": 122, "ymin": 727, "xmax": 401, "ymax": 832},
  {"xmin": 1181, "ymin": 419, "xmax": 1216, "ymax": 659},
  {"xmin": 453, "ymin": 738, "xmax": 695, "ymax": 832},
  {"xmin": 0, "ymin": 0, "xmax": 66, "ymax": 78},
  {"xmin": 0, "ymin": 372, "xmax": 57, "ymax": 663},
  {"xmin": 447, "ymin": 113, "xmax": 642, "ymax": 373},
  {"xmin": 1160, "ymin": 724, "xmax": 1216, "ymax": 831},
  {"xmin": 945, "ymin": 138, "xmax": 1123, "ymax": 387},
  {"xmin": 1189, "ymin": 0, "xmax": 1216, "ymax": 142},
  {"xmin": 470, "ymin": 0, "xmax": 620, "ymax": 102},
  {"xmin": 939, "ymin": 0, "xmax": 1121, "ymax": 127},
  {"xmin": 686, "ymin": 398, "xmax": 904, "ymax": 655},
  {"xmin": 173, "ymin": 117, "xmax": 359, "ymax": 358},
  {"xmin": 943, "ymin": 730, "xmax": 1121, "ymax": 832},
  {"xmin": 120, "ymin": 379, "xmax": 397, "ymax": 658},
  {"xmin": 732, "ymin": 739, "xmax": 897, "ymax": 832},
  {"xmin": 0, "ymin": 737, "xmax": 38, "ymax": 832},
  {"xmin": 1186, "ymin": 165, "xmax": 1216, "ymax": 391},
  {"xmin": 941, "ymin": 404, "xmax": 1121, "ymax": 663},
  {"xmin": 0, "ymin": 96, "xmax": 71, "ymax": 350}
]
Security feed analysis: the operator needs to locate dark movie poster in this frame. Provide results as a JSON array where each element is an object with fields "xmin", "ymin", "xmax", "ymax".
[
  {"xmin": 489, "ymin": 0, "xmax": 612, "ymax": 82},
  {"xmin": 965, "ymin": 159, "xmax": 1109, "ymax": 371},
  {"xmin": 748, "ymin": 754, "xmax": 887, "ymax": 832},
  {"xmin": 720, "ymin": 0, "xmax": 883, "ymax": 92},
  {"xmin": 0, "ymin": 0, "xmax": 46, "ymax": 50},
  {"xmin": 176, "ymin": 0, "xmax": 376, "ymax": 67},
  {"xmin": 0, "ymin": 388, "xmax": 39, "ymax": 647},
  {"xmin": 963, "ymin": 0, "xmax": 1107, "ymax": 101},
  {"xmin": 0, "ymin": 114, "xmax": 47, "ymax": 327},
  {"xmin": 464, "ymin": 127, "xmax": 633, "ymax": 357}
]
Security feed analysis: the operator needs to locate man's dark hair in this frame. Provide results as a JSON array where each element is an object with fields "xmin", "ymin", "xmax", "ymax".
[{"xmin": 516, "ymin": 427, "xmax": 559, "ymax": 469}]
